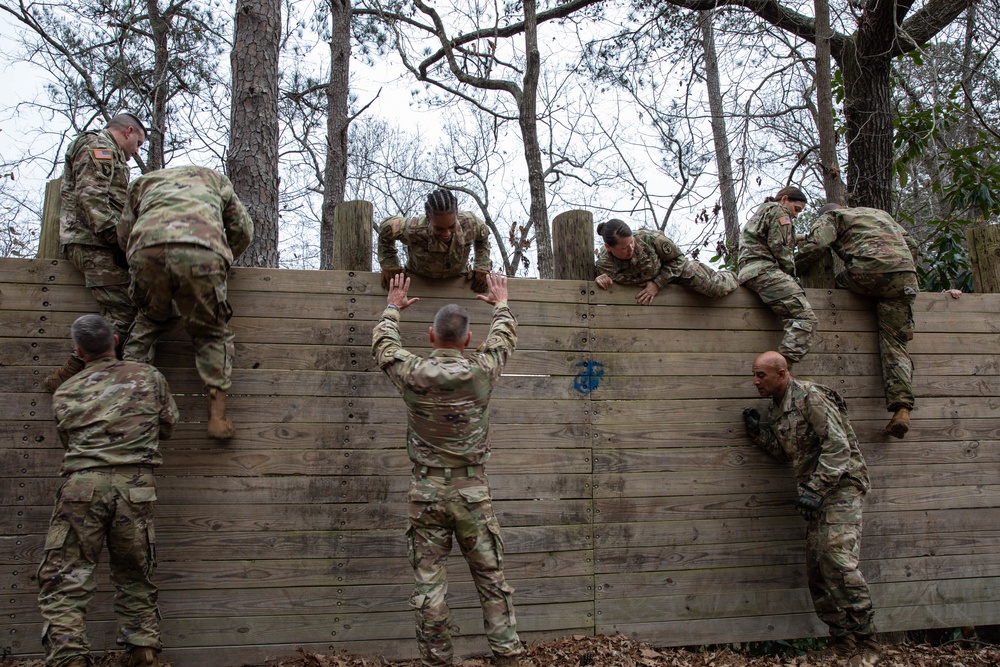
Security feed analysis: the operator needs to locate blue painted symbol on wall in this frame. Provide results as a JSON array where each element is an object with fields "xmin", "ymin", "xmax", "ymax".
[{"xmin": 573, "ymin": 360, "xmax": 605, "ymax": 395}]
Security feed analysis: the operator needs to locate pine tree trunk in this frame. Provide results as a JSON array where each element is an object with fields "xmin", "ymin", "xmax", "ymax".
[
  {"xmin": 813, "ymin": 0, "xmax": 847, "ymax": 205},
  {"xmin": 320, "ymin": 0, "xmax": 351, "ymax": 270},
  {"xmin": 228, "ymin": 0, "xmax": 281, "ymax": 267}
]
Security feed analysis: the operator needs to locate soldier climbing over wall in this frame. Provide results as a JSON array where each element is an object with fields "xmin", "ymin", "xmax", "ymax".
[
  {"xmin": 117, "ymin": 165, "xmax": 253, "ymax": 440},
  {"xmin": 796, "ymin": 203, "xmax": 920, "ymax": 439},
  {"xmin": 594, "ymin": 218, "xmax": 738, "ymax": 304},
  {"xmin": 45, "ymin": 113, "xmax": 146, "ymax": 392},
  {"xmin": 377, "ymin": 188, "xmax": 493, "ymax": 293}
]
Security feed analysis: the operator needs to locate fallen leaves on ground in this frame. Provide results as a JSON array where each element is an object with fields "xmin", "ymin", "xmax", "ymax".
[{"xmin": 5, "ymin": 634, "xmax": 1000, "ymax": 667}]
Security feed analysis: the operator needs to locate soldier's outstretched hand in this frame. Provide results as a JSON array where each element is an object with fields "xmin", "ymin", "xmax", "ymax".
[
  {"xmin": 476, "ymin": 272, "xmax": 508, "ymax": 305},
  {"xmin": 387, "ymin": 273, "xmax": 420, "ymax": 310}
]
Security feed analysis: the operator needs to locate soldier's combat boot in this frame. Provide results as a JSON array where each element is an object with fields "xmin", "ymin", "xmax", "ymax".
[
  {"xmin": 800, "ymin": 634, "xmax": 857, "ymax": 663},
  {"xmin": 848, "ymin": 634, "xmax": 881, "ymax": 667},
  {"xmin": 43, "ymin": 354, "xmax": 85, "ymax": 392},
  {"xmin": 127, "ymin": 646, "xmax": 160, "ymax": 667},
  {"xmin": 206, "ymin": 388, "xmax": 236, "ymax": 440},
  {"xmin": 885, "ymin": 407, "xmax": 910, "ymax": 439},
  {"xmin": 494, "ymin": 654, "xmax": 537, "ymax": 667}
]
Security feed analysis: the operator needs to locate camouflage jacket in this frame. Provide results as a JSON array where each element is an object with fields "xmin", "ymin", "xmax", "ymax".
[
  {"xmin": 595, "ymin": 230, "xmax": 686, "ymax": 288},
  {"xmin": 738, "ymin": 201, "xmax": 797, "ymax": 282},
  {"xmin": 377, "ymin": 211, "xmax": 491, "ymax": 278},
  {"xmin": 752, "ymin": 377, "xmax": 870, "ymax": 497},
  {"xmin": 372, "ymin": 303, "xmax": 517, "ymax": 468},
  {"xmin": 797, "ymin": 206, "xmax": 918, "ymax": 274},
  {"xmin": 118, "ymin": 165, "xmax": 254, "ymax": 265},
  {"xmin": 60, "ymin": 129, "xmax": 131, "ymax": 248},
  {"xmin": 53, "ymin": 356, "xmax": 178, "ymax": 475}
]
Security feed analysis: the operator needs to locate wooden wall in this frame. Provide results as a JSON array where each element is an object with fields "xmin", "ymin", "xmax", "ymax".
[{"xmin": 2, "ymin": 257, "xmax": 999, "ymax": 666}]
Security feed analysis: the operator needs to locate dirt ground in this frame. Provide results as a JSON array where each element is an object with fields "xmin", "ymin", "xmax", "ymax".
[{"xmin": 6, "ymin": 633, "xmax": 1000, "ymax": 667}]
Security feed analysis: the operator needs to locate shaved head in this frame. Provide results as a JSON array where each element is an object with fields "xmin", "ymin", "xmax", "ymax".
[{"xmin": 751, "ymin": 350, "xmax": 791, "ymax": 401}]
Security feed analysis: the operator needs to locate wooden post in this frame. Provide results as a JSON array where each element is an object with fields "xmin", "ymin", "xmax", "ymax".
[
  {"xmin": 332, "ymin": 199, "xmax": 373, "ymax": 271},
  {"xmin": 36, "ymin": 178, "xmax": 62, "ymax": 259},
  {"xmin": 966, "ymin": 224, "xmax": 1000, "ymax": 293},
  {"xmin": 552, "ymin": 209, "xmax": 594, "ymax": 281},
  {"xmin": 797, "ymin": 248, "xmax": 837, "ymax": 289}
]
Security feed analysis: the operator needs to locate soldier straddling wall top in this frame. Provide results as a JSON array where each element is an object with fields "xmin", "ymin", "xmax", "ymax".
[
  {"xmin": 378, "ymin": 189, "xmax": 493, "ymax": 293},
  {"xmin": 117, "ymin": 165, "xmax": 254, "ymax": 440},
  {"xmin": 45, "ymin": 113, "xmax": 147, "ymax": 392},
  {"xmin": 39, "ymin": 314, "xmax": 177, "ymax": 667},
  {"xmin": 743, "ymin": 351, "xmax": 880, "ymax": 666},
  {"xmin": 372, "ymin": 273, "xmax": 535, "ymax": 667},
  {"xmin": 796, "ymin": 204, "xmax": 920, "ymax": 439},
  {"xmin": 738, "ymin": 187, "xmax": 818, "ymax": 367},
  {"xmin": 594, "ymin": 218, "xmax": 738, "ymax": 304}
]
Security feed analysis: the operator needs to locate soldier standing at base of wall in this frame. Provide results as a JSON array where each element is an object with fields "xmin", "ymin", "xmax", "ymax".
[
  {"xmin": 372, "ymin": 273, "xmax": 535, "ymax": 667},
  {"xmin": 39, "ymin": 314, "xmax": 177, "ymax": 667},
  {"xmin": 594, "ymin": 218, "xmax": 738, "ymax": 304},
  {"xmin": 796, "ymin": 203, "xmax": 920, "ymax": 439},
  {"xmin": 45, "ymin": 113, "xmax": 147, "ymax": 392},
  {"xmin": 377, "ymin": 188, "xmax": 493, "ymax": 294},
  {"xmin": 743, "ymin": 351, "xmax": 880, "ymax": 667},
  {"xmin": 117, "ymin": 165, "xmax": 253, "ymax": 440},
  {"xmin": 738, "ymin": 186, "xmax": 818, "ymax": 368}
]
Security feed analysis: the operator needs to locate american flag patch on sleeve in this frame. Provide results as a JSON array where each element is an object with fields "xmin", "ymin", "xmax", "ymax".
[{"xmin": 93, "ymin": 149, "xmax": 113, "ymax": 160}]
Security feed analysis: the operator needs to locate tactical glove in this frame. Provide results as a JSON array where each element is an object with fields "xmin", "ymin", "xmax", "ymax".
[
  {"xmin": 796, "ymin": 486, "xmax": 824, "ymax": 521},
  {"xmin": 742, "ymin": 407, "xmax": 761, "ymax": 438},
  {"xmin": 470, "ymin": 269, "xmax": 490, "ymax": 294},
  {"xmin": 381, "ymin": 268, "xmax": 404, "ymax": 291}
]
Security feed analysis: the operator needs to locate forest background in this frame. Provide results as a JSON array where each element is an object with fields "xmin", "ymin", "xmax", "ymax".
[{"xmin": 0, "ymin": 0, "xmax": 998, "ymax": 288}]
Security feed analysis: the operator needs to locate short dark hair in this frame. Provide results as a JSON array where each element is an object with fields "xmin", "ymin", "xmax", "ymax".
[
  {"xmin": 817, "ymin": 202, "xmax": 843, "ymax": 216},
  {"xmin": 433, "ymin": 304, "xmax": 470, "ymax": 344},
  {"xmin": 71, "ymin": 314, "xmax": 115, "ymax": 357},
  {"xmin": 766, "ymin": 186, "xmax": 807, "ymax": 204},
  {"xmin": 597, "ymin": 219, "xmax": 632, "ymax": 247},
  {"xmin": 425, "ymin": 189, "xmax": 458, "ymax": 218},
  {"xmin": 108, "ymin": 112, "xmax": 148, "ymax": 138}
]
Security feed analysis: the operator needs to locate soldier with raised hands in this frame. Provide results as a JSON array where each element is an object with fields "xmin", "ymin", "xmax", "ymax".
[{"xmin": 372, "ymin": 272, "xmax": 535, "ymax": 667}]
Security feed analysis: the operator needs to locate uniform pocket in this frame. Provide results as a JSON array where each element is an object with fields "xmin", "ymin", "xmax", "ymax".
[
  {"xmin": 59, "ymin": 480, "xmax": 95, "ymax": 503},
  {"xmin": 129, "ymin": 486, "xmax": 157, "ymax": 503},
  {"xmin": 43, "ymin": 522, "xmax": 71, "ymax": 550},
  {"xmin": 457, "ymin": 486, "xmax": 490, "ymax": 504}
]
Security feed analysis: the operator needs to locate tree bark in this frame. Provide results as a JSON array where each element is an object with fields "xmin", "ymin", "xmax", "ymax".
[
  {"xmin": 698, "ymin": 10, "xmax": 740, "ymax": 255},
  {"xmin": 966, "ymin": 224, "xmax": 1000, "ymax": 293},
  {"xmin": 228, "ymin": 0, "xmax": 281, "ymax": 267},
  {"xmin": 519, "ymin": 0, "xmax": 554, "ymax": 279},
  {"xmin": 813, "ymin": 0, "xmax": 847, "ymax": 205},
  {"xmin": 320, "ymin": 0, "xmax": 352, "ymax": 270},
  {"xmin": 144, "ymin": 0, "xmax": 169, "ymax": 171},
  {"xmin": 332, "ymin": 200, "xmax": 373, "ymax": 271}
]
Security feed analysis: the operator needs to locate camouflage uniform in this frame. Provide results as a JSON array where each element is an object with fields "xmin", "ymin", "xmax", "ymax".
[
  {"xmin": 118, "ymin": 166, "xmax": 253, "ymax": 391},
  {"xmin": 596, "ymin": 230, "xmax": 737, "ymax": 298},
  {"xmin": 372, "ymin": 302, "xmax": 526, "ymax": 667},
  {"xmin": 377, "ymin": 212, "xmax": 492, "ymax": 278},
  {"xmin": 738, "ymin": 202, "xmax": 817, "ymax": 363},
  {"xmin": 39, "ymin": 357, "xmax": 178, "ymax": 666},
  {"xmin": 798, "ymin": 206, "xmax": 919, "ymax": 411},
  {"xmin": 751, "ymin": 377, "xmax": 875, "ymax": 638},
  {"xmin": 59, "ymin": 129, "xmax": 137, "ymax": 338}
]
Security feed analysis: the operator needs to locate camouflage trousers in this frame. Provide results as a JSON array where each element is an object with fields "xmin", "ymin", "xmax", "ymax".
[
  {"xmin": 37, "ymin": 468, "xmax": 160, "ymax": 666},
  {"xmin": 805, "ymin": 483, "xmax": 875, "ymax": 637},
  {"xmin": 837, "ymin": 270, "xmax": 917, "ymax": 411},
  {"xmin": 671, "ymin": 260, "xmax": 739, "ymax": 298},
  {"xmin": 743, "ymin": 270, "xmax": 818, "ymax": 363},
  {"xmin": 406, "ymin": 470, "xmax": 524, "ymax": 667},
  {"xmin": 125, "ymin": 244, "xmax": 235, "ymax": 390},
  {"xmin": 63, "ymin": 243, "xmax": 137, "ymax": 341}
]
